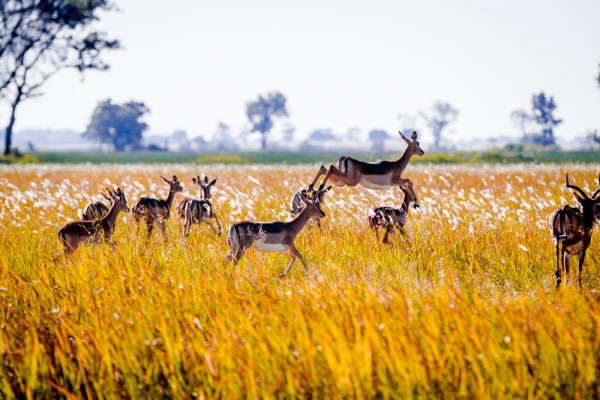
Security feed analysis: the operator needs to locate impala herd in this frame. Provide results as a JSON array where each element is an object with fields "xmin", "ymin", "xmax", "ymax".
[{"xmin": 56, "ymin": 131, "xmax": 600, "ymax": 289}]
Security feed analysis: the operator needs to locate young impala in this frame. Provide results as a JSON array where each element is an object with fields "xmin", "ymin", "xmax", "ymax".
[
  {"xmin": 81, "ymin": 190, "xmax": 113, "ymax": 221},
  {"xmin": 132, "ymin": 175, "xmax": 183, "ymax": 240},
  {"xmin": 308, "ymin": 131, "xmax": 424, "ymax": 208},
  {"xmin": 226, "ymin": 187, "xmax": 330, "ymax": 278},
  {"xmin": 57, "ymin": 188, "xmax": 129, "ymax": 257},
  {"xmin": 549, "ymin": 173, "xmax": 600, "ymax": 289},
  {"xmin": 176, "ymin": 175, "xmax": 222, "ymax": 237},
  {"xmin": 368, "ymin": 181, "xmax": 417, "ymax": 244}
]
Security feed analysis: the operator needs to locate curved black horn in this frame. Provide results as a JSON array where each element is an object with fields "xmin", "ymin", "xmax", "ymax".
[{"xmin": 566, "ymin": 173, "xmax": 589, "ymax": 199}]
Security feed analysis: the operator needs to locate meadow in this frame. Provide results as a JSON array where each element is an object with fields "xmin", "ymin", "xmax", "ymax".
[{"xmin": 1, "ymin": 163, "xmax": 599, "ymax": 398}]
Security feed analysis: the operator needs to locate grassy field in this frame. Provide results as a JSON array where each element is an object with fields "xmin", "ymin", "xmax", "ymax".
[{"xmin": 1, "ymin": 163, "xmax": 600, "ymax": 398}]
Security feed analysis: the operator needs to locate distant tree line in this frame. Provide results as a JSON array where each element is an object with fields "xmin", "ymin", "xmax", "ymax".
[{"xmin": 0, "ymin": 0, "xmax": 119, "ymax": 155}]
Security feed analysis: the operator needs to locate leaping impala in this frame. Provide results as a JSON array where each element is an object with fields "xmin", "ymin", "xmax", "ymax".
[
  {"xmin": 226, "ymin": 187, "xmax": 330, "ymax": 278},
  {"xmin": 132, "ymin": 175, "xmax": 183, "ymax": 241},
  {"xmin": 308, "ymin": 131, "xmax": 424, "ymax": 208},
  {"xmin": 176, "ymin": 175, "xmax": 222, "ymax": 237},
  {"xmin": 57, "ymin": 188, "xmax": 129, "ymax": 258},
  {"xmin": 549, "ymin": 173, "xmax": 600, "ymax": 289},
  {"xmin": 368, "ymin": 180, "xmax": 417, "ymax": 244}
]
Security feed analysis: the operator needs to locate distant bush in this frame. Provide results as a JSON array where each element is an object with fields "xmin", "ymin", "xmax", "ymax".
[
  {"xmin": 0, "ymin": 153, "xmax": 39, "ymax": 164},
  {"xmin": 196, "ymin": 154, "xmax": 252, "ymax": 164}
]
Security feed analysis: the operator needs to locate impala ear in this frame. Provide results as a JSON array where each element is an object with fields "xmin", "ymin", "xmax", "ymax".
[
  {"xmin": 411, "ymin": 131, "xmax": 418, "ymax": 140},
  {"xmin": 161, "ymin": 176, "xmax": 168, "ymax": 184},
  {"xmin": 192, "ymin": 177, "xmax": 198, "ymax": 185},
  {"xmin": 208, "ymin": 178, "xmax": 217, "ymax": 187},
  {"xmin": 399, "ymin": 131, "xmax": 409, "ymax": 143},
  {"xmin": 106, "ymin": 187, "xmax": 114, "ymax": 197},
  {"xmin": 204, "ymin": 175, "xmax": 209, "ymax": 184},
  {"xmin": 172, "ymin": 175, "xmax": 178, "ymax": 182}
]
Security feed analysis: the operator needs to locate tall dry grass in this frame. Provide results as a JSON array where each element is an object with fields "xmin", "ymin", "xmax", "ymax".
[{"xmin": 0, "ymin": 163, "xmax": 599, "ymax": 398}]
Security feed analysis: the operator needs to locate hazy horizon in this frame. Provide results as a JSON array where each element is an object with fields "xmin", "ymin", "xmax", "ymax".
[{"xmin": 2, "ymin": 0, "xmax": 599, "ymax": 144}]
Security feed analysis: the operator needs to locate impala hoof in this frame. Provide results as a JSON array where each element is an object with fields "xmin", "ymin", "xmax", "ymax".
[
  {"xmin": 279, "ymin": 273, "xmax": 286, "ymax": 278},
  {"xmin": 218, "ymin": 231, "xmax": 222, "ymax": 236},
  {"xmin": 413, "ymin": 201, "xmax": 420, "ymax": 208}
]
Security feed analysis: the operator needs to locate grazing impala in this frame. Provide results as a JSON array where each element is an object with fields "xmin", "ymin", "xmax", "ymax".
[
  {"xmin": 308, "ymin": 131, "xmax": 424, "ymax": 208},
  {"xmin": 82, "ymin": 190, "xmax": 113, "ymax": 221},
  {"xmin": 227, "ymin": 187, "xmax": 329, "ymax": 278},
  {"xmin": 177, "ymin": 175, "xmax": 222, "ymax": 237},
  {"xmin": 289, "ymin": 186, "xmax": 331, "ymax": 229},
  {"xmin": 57, "ymin": 188, "xmax": 129, "ymax": 257},
  {"xmin": 549, "ymin": 173, "xmax": 600, "ymax": 289},
  {"xmin": 132, "ymin": 175, "xmax": 183, "ymax": 240},
  {"xmin": 368, "ymin": 181, "xmax": 417, "ymax": 244}
]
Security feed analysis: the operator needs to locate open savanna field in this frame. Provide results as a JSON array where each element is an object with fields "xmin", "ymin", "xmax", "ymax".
[{"xmin": 1, "ymin": 163, "xmax": 600, "ymax": 398}]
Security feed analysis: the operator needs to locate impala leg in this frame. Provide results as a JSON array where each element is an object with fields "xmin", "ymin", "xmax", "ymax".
[
  {"xmin": 555, "ymin": 243, "xmax": 561, "ymax": 289},
  {"xmin": 204, "ymin": 220, "xmax": 219, "ymax": 235},
  {"xmin": 213, "ymin": 214, "xmax": 222, "ymax": 235},
  {"xmin": 319, "ymin": 165, "xmax": 359, "ymax": 190},
  {"xmin": 382, "ymin": 227, "xmax": 393, "ymax": 245},
  {"xmin": 280, "ymin": 243, "xmax": 307, "ymax": 278},
  {"xmin": 307, "ymin": 165, "xmax": 328, "ymax": 190},
  {"xmin": 577, "ymin": 250, "xmax": 586, "ymax": 290},
  {"xmin": 159, "ymin": 222, "xmax": 168, "ymax": 242},
  {"xmin": 145, "ymin": 221, "xmax": 154, "ymax": 240},
  {"xmin": 373, "ymin": 226, "xmax": 381, "ymax": 243}
]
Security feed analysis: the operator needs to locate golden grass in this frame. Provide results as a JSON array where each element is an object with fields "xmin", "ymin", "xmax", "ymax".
[{"xmin": 1, "ymin": 163, "xmax": 600, "ymax": 398}]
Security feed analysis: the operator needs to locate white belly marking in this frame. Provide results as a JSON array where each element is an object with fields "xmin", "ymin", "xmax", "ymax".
[
  {"xmin": 360, "ymin": 179, "xmax": 392, "ymax": 190},
  {"xmin": 254, "ymin": 242, "xmax": 287, "ymax": 253}
]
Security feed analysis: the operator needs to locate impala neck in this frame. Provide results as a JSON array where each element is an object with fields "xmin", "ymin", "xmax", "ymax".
[
  {"xmin": 394, "ymin": 147, "xmax": 416, "ymax": 170},
  {"xmin": 166, "ymin": 188, "xmax": 177, "ymax": 209},
  {"xmin": 401, "ymin": 194, "xmax": 412, "ymax": 214},
  {"xmin": 104, "ymin": 203, "xmax": 123, "ymax": 229},
  {"xmin": 289, "ymin": 206, "xmax": 319, "ymax": 234}
]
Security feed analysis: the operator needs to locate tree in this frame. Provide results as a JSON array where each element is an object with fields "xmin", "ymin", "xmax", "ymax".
[
  {"xmin": 83, "ymin": 99, "xmax": 149, "ymax": 151},
  {"xmin": 420, "ymin": 101, "xmax": 458, "ymax": 151},
  {"xmin": 529, "ymin": 92, "xmax": 562, "ymax": 146},
  {"xmin": 0, "ymin": 0, "xmax": 119, "ymax": 155},
  {"xmin": 368, "ymin": 129, "xmax": 391, "ymax": 153},
  {"xmin": 510, "ymin": 108, "xmax": 533, "ymax": 136},
  {"xmin": 245, "ymin": 92, "xmax": 288, "ymax": 150}
]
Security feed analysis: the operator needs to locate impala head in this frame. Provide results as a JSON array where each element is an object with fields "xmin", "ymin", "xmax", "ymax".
[
  {"xmin": 401, "ymin": 181, "xmax": 419, "ymax": 208},
  {"xmin": 301, "ymin": 187, "xmax": 330, "ymax": 219},
  {"xmin": 399, "ymin": 131, "xmax": 425, "ymax": 157},
  {"xmin": 565, "ymin": 173, "xmax": 600, "ymax": 228},
  {"xmin": 106, "ymin": 187, "xmax": 129, "ymax": 213},
  {"xmin": 192, "ymin": 175, "xmax": 217, "ymax": 199},
  {"xmin": 162, "ymin": 175, "xmax": 183, "ymax": 193}
]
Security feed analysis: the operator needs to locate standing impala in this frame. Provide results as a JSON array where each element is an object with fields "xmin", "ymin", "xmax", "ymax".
[
  {"xmin": 132, "ymin": 175, "xmax": 183, "ymax": 240},
  {"xmin": 57, "ymin": 188, "xmax": 129, "ymax": 257},
  {"xmin": 82, "ymin": 190, "xmax": 113, "ymax": 221},
  {"xmin": 549, "ymin": 173, "xmax": 600, "ymax": 289},
  {"xmin": 226, "ymin": 187, "xmax": 330, "ymax": 278},
  {"xmin": 177, "ymin": 175, "xmax": 222, "ymax": 237},
  {"xmin": 307, "ymin": 131, "xmax": 424, "ymax": 208},
  {"xmin": 368, "ymin": 181, "xmax": 417, "ymax": 244}
]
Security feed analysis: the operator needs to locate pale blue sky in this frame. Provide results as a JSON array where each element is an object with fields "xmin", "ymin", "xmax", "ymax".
[{"xmin": 8, "ymin": 0, "xmax": 600, "ymax": 143}]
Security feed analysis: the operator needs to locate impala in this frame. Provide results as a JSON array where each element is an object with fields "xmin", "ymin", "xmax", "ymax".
[
  {"xmin": 549, "ymin": 173, "xmax": 600, "ymax": 289},
  {"xmin": 57, "ymin": 188, "xmax": 129, "ymax": 257},
  {"xmin": 226, "ymin": 187, "xmax": 329, "ymax": 278},
  {"xmin": 82, "ymin": 190, "xmax": 113, "ymax": 221},
  {"xmin": 289, "ymin": 186, "xmax": 331, "ymax": 229},
  {"xmin": 308, "ymin": 131, "xmax": 424, "ymax": 208},
  {"xmin": 368, "ymin": 181, "xmax": 417, "ymax": 244},
  {"xmin": 177, "ymin": 175, "xmax": 222, "ymax": 237},
  {"xmin": 132, "ymin": 175, "xmax": 183, "ymax": 240}
]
